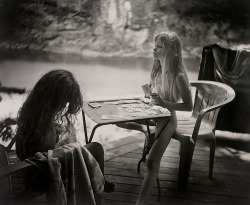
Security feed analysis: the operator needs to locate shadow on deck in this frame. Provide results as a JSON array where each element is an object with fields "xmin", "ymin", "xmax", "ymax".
[{"xmin": 103, "ymin": 132, "xmax": 250, "ymax": 205}]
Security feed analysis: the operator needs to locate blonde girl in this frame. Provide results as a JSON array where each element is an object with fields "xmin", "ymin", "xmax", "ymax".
[{"xmin": 136, "ymin": 31, "xmax": 193, "ymax": 204}]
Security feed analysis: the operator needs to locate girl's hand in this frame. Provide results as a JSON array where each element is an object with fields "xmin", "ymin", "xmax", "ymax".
[{"xmin": 150, "ymin": 94, "xmax": 164, "ymax": 106}]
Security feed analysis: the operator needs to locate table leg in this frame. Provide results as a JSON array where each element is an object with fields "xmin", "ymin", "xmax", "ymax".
[
  {"xmin": 88, "ymin": 124, "xmax": 102, "ymax": 143},
  {"xmin": 137, "ymin": 120, "xmax": 152, "ymax": 172},
  {"xmin": 146, "ymin": 120, "xmax": 151, "ymax": 139},
  {"xmin": 81, "ymin": 110, "xmax": 89, "ymax": 144}
]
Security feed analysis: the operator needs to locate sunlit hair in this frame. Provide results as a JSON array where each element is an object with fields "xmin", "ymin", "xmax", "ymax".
[
  {"xmin": 16, "ymin": 69, "xmax": 83, "ymax": 157},
  {"xmin": 151, "ymin": 31, "xmax": 190, "ymax": 102}
]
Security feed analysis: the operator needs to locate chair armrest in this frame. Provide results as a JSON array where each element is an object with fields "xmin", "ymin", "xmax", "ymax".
[
  {"xmin": 0, "ymin": 160, "xmax": 33, "ymax": 176},
  {"xmin": 199, "ymin": 99, "xmax": 233, "ymax": 116}
]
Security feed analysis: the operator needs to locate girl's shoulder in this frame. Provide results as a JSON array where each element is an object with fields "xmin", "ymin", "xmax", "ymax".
[{"xmin": 175, "ymin": 73, "xmax": 189, "ymax": 87}]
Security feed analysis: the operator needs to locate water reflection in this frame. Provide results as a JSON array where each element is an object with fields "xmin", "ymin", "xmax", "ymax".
[{"xmin": 0, "ymin": 49, "xmax": 200, "ymax": 100}]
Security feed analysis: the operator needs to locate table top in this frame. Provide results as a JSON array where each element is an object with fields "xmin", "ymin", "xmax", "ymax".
[{"xmin": 82, "ymin": 98, "xmax": 171, "ymax": 125}]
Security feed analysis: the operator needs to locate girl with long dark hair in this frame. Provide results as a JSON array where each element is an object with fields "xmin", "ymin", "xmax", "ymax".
[{"xmin": 16, "ymin": 69, "xmax": 114, "ymax": 193}]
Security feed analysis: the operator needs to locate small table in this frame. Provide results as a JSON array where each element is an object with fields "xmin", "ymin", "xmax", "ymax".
[{"xmin": 82, "ymin": 97, "xmax": 171, "ymax": 144}]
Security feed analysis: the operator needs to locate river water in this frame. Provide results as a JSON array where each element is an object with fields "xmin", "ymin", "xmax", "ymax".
[
  {"xmin": 0, "ymin": 49, "xmax": 200, "ymax": 144},
  {"xmin": 0, "ymin": 49, "xmax": 200, "ymax": 100}
]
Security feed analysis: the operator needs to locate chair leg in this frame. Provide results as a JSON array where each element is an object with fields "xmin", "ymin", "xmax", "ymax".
[
  {"xmin": 177, "ymin": 138, "xmax": 195, "ymax": 193},
  {"xmin": 209, "ymin": 135, "xmax": 216, "ymax": 179}
]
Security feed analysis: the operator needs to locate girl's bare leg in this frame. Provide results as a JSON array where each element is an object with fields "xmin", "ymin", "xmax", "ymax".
[
  {"xmin": 135, "ymin": 114, "xmax": 177, "ymax": 205},
  {"xmin": 116, "ymin": 120, "xmax": 156, "ymax": 136},
  {"xmin": 116, "ymin": 121, "xmax": 147, "ymax": 133}
]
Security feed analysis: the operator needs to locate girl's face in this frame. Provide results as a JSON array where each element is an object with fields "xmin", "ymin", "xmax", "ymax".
[{"xmin": 153, "ymin": 38, "xmax": 165, "ymax": 60}]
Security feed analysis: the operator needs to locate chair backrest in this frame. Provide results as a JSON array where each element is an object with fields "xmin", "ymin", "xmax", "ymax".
[{"xmin": 190, "ymin": 80, "xmax": 235, "ymax": 130}]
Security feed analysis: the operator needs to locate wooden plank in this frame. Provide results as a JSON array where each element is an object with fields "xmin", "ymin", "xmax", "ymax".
[
  {"xmin": 103, "ymin": 134, "xmax": 144, "ymax": 161},
  {"xmin": 105, "ymin": 163, "xmax": 250, "ymax": 197},
  {"xmin": 130, "ymin": 149, "xmax": 244, "ymax": 165},
  {"xmin": 104, "ymin": 191, "xmax": 222, "ymax": 205},
  {"xmin": 104, "ymin": 140, "xmax": 144, "ymax": 161},
  {"xmin": 105, "ymin": 174, "xmax": 177, "ymax": 189},
  {"xmin": 109, "ymin": 155, "xmax": 250, "ymax": 177},
  {"xmin": 182, "ymin": 190, "xmax": 250, "ymax": 205},
  {"xmin": 103, "ymin": 133, "xmax": 144, "ymax": 151},
  {"xmin": 125, "ymin": 151, "xmax": 243, "ymax": 168},
  {"xmin": 105, "ymin": 159, "xmax": 250, "ymax": 186},
  {"xmin": 106, "ymin": 167, "xmax": 250, "ymax": 199},
  {"xmin": 104, "ymin": 199, "xmax": 135, "ymax": 205},
  {"xmin": 133, "ymin": 144, "xmax": 242, "ymax": 160},
  {"xmin": 104, "ymin": 180, "xmax": 250, "ymax": 205},
  {"xmin": 188, "ymin": 175, "xmax": 250, "ymax": 190},
  {"xmin": 121, "ymin": 145, "xmax": 250, "ymax": 176},
  {"xmin": 105, "ymin": 166, "xmax": 178, "ymax": 182},
  {"xmin": 185, "ymin": 183, "xmax": 250, "ymax": 198},
  {"xmin": 105, "ymin": 165, "xmax": 250, "ymax": 190},
  {"xmin": 124, "ymin": 152, "xmax": 250, "ymax": 175}
]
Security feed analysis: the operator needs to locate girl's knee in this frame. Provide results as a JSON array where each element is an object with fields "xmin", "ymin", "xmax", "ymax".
[
  {"xmin": 91, "ymin": 142, "xmax": 104, "ymax": 154},
  {"xmin": 85, "ymin": 142, "xmax": 104, "ymax": 157}
]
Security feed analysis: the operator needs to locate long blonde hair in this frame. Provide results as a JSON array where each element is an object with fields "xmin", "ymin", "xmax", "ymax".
[{"xmin": 151, "ymin": 31, "xmax": 190, "ymax": 102}]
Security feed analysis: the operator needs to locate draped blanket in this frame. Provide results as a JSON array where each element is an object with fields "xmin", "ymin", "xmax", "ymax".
[
  {"xmin": 26, "ymin": 142, "xmax": 104, "ymax": 205},
  {"xmin": 199, "ymin": 44, "xmax": 250, "ymax": 133}
]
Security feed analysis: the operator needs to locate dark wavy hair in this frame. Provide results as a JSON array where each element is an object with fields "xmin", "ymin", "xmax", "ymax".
[{"xmin": 16, "ymin": 69, "xmax": 83, "ymax": 159}]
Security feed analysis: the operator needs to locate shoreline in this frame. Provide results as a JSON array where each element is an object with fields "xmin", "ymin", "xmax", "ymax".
[{"xmin": 0, "ymin": 46, "xmax": 201, "ymax": 63}]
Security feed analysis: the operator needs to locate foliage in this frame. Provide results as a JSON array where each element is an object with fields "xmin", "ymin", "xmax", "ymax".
[
  {"xmin": 0, "ymin": 118, "xmax": 16, "ymax": 141},
  {"xmin": 162, "ymin": 0, "xmax": 250, "ymax": 28}
]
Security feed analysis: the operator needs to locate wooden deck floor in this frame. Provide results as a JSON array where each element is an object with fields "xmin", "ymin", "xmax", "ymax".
[{"xmin": 102, "ymin": 133, "xmax": 250, "ymax": 205}]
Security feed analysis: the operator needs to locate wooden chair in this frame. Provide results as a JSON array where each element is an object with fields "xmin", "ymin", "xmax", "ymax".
[{"xmin": 173, "ymin": 80, "xmax": 235, "ymax": 192}]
